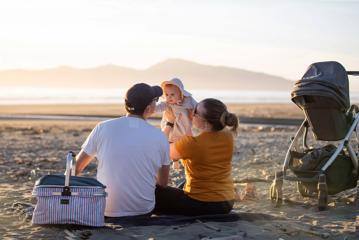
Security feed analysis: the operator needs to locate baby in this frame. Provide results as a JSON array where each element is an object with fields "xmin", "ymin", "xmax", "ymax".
[{"xmin": 155, "ymin": 78, "xmax": 197, "ymax": 143}]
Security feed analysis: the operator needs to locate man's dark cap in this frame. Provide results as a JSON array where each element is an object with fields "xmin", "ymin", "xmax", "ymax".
[{"xmin": 125, "ymin": 83, "xmax": 163, "ymax": 114}]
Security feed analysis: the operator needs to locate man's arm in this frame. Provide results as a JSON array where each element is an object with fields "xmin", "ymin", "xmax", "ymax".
[
  {"xmin": 75, "ymin": 149, "xmax": 94, "ymax": 175},
  {"xmin": 162, "ymin": 125, "xmax": 172, "ymax": 139},
  {"xmin": 157, "ymin": 165, "xmax": 170, "ymax": 187}
]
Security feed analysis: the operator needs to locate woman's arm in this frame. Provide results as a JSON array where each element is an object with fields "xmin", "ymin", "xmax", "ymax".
[
  {"xmin": 162, "ymin": 108, "xmax": 176, "ymax": 138},
  {"xmin": 170, "ymin": 143, "xmax": 182, "ymax": 161}
]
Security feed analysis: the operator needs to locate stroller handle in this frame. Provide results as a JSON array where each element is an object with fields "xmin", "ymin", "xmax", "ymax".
[{"xmin": 347, "ymin": 71, "xmax": 359, "ymax": 76}]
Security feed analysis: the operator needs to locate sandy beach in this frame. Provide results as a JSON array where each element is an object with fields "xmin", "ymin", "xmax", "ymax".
[{"xmin": 0, "ymin": 104, "xmax": 358, "ymax": 239}]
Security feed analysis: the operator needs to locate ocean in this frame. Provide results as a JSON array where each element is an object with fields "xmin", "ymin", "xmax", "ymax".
[{"xmin": 0, "ymin": 87, "xmax": 358, "ymax": 104}]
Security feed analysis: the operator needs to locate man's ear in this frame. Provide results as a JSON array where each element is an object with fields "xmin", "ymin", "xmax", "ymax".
[{"xmin": 143, "ymin": 104, "xmax": 151, "ymax": 116}]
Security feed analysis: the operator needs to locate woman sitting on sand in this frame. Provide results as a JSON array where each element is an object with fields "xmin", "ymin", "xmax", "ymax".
[{"xmin": 155, "ymin": 98, "xmax": 238, "ymax": 215}]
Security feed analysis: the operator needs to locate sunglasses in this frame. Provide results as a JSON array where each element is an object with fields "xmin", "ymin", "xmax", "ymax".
[
  {"xmin": 193, "ymin": 104, "xmax": 203, "ymax": 118},
  {"xmin": 152, "ymin": 97, "xmax": 159, "ymax": 103}
]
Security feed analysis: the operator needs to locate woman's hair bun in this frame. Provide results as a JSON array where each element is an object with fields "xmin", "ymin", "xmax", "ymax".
[{"xmin": 224, "ymin": 112, "xmax": 238, "ymax": 127}]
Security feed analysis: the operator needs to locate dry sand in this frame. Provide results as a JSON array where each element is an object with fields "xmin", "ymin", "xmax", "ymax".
[{"xmin": 0, "ymin": 104, "xmax": 358, "ymax": 239}]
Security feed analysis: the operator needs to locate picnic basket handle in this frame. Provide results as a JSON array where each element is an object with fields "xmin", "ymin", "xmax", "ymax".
[
  {"xmin": 347, "ymin": 71, "xmax": 359, "ymax": 76},
  {"xmin": 65, "ymin": 151, "xmax": 76, "ymax": 187}
]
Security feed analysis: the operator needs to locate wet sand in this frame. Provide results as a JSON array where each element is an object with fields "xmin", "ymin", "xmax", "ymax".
[
  {"xmin": 0, "ymin": 103, "xmax": 303, "ymax": 119},
  {"xmin": 0, "ymin": 104, "xmax": 358, "ymax": 239}
]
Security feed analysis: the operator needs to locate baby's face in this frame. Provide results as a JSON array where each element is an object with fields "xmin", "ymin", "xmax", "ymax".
[{"xmin": 164, "ymin": 85, "xmax": 182, "ymax": 104}]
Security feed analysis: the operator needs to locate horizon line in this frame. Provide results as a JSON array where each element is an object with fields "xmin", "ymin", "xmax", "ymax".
[{"xmin": 0, "ymin": 58, "xmax": 292, "ymax": 81}]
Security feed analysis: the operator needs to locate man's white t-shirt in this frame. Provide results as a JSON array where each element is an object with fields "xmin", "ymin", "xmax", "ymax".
[{"xmin": 81, "ymin": 116, "xmax": 170, "ymax": 217}]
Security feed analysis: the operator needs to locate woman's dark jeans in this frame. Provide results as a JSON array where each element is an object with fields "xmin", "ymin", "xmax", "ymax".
[{"xmin": 154, "ymin": 185, "xmax": 234, "ymax": 216}]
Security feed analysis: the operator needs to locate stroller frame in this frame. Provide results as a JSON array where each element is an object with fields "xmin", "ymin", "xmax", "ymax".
[{"xmin": 269, "ymin": 71, "xmax": 359, "ymax": 210}]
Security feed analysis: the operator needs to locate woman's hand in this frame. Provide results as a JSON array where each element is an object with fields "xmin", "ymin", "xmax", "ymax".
[{"xmin": 164, "ymin": 108, "xmax": 176, "ymax": 123}]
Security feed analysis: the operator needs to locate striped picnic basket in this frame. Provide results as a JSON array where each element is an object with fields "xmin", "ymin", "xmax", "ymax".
[{"xmin": 32, "ymin": 151, "xmax": 107, "ymax": 226}]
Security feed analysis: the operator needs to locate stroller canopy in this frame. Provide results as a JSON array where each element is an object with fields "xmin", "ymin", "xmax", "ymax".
[{"xmin": 291, "ymin": 61, "xmax": 350, "ymax": 111}]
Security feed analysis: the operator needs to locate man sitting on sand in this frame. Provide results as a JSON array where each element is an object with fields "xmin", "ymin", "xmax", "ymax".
[{"xmin": 75, "ymin": 83, "xmax": 170, "ymax": 217}]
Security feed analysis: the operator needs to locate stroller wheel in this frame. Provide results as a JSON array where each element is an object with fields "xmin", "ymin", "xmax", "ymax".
[
  {"xmin": 318, "ymin": 190, "xmax": 328, "ymax": 211},
  {"xmin": 317, "ymin": 174, "xmax": 328, "ymax": 211},
  {"xmin": 269, "ymin": 183, "xmax": 274, "ymax": 201},
  {"xmin": 297, "ymin": 181, "xmax": 306, "ymax": 196},
  {"xmin": 269, "ymin": 171, "xmax": 283, "ymax": 207},
  {"xmin": 269, "ymin": 182, "xmax": 283, "ymax": 207}
]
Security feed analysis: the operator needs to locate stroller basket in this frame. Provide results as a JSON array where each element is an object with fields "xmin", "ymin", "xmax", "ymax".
[{"xmin": 289, "ymin": 145, "xmax": 357, "ymax": 195}]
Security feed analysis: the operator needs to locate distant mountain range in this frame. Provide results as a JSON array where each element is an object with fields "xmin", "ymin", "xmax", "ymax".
[{"xmin": 0, "ymin": 59, "xmax": 293, "ymax": 90}]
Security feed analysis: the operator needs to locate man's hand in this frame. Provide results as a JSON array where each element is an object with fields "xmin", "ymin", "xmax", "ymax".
[{"xmin": 156, "ymin": 165, "xmax": 170, "ymax": 187}]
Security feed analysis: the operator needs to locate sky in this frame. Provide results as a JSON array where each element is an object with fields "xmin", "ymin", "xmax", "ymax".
[{"xmin": 0, "ymin": 0, "xmax": 358, "ymax": 80}]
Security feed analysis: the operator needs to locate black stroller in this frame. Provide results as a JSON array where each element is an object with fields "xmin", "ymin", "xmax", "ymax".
[{"xmin": 269, "ymin": 61, "xmax": 359, "ymax": 210}]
